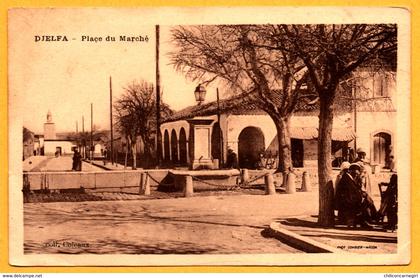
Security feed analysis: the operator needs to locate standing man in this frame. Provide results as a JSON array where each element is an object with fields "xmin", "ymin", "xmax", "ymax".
[
  {"xmin": 354, "ymin": 147, "xmax": 372, "ymax": 195},
  {"xmin": 72, "ymin": 150, "xmax": 78, "ymax": 171},
  {"xmin": 72, "ymin": 149, "xmax": 82, "ymax": 171}
]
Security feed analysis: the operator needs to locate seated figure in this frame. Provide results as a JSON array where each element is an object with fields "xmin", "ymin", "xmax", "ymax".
[
  {"xmin": 335, "ymin": 163, "xmax": 364, "ymax": 227},
  {"xmin": 379, "ymin": 174, "xmax": 398, "ymax": 231}
]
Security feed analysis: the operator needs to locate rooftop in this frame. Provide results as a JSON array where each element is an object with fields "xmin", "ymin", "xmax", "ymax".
[{"xmin": 163, "ymin": 91, "xmax": 395, "ymax": 123}]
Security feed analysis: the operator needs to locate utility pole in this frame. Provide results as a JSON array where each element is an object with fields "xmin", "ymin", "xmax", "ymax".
[
  {"xmin": 82, "ymin": 116, "xmax": 85, "ymax": 158},
  {"xmin": 352, "ymin": 82, "xmax": 357, "ymax": 152},
  {"xmin": 155, "ymin": 25, "xmax": 162, "ymax": 167},
  {"xmin": 82, "ymin": 116, "xmax": 86, "ymax": 158},
  {"xmin": 90, "ymin": 103, "xmax": 93, "ymax": 162},
  {"xmin": 110, "ymin": 76, "xmax": 114, "ymax": 165},
  {"xmin": 216, "ymin": 88, "xmax": 223, "ymax": 167},
  {"xmin": 76, "ymin": 121, "xmax": 79, "ymax": 152}
]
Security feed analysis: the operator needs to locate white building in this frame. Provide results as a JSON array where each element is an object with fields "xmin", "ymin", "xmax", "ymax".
[
  {"xmin": 160, "ymin": 70, "xmax": 396, "ymax": 170},
  {"xmin": 41, "ymin": 111, "xmax": 76, "ymax": 156}
]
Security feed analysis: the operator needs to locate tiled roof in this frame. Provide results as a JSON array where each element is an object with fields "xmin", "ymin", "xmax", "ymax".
[
  {"xmin": 289, "ymin": 127, "xmax": 356, "ymax": 141},
  {"xmin": 355, "ymin": 98, "xmax": 396, "ymax": 112},
  {"xmin": 163, "ymin": 92, "xmax": 320, "ymax": 123},
  {"xmin": 163, "ymin": 91, "xmax": 395, "ymax": 123}
]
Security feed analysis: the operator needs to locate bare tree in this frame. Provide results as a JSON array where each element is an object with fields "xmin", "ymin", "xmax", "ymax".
[
  {"xmin": 281, "ymin": 24, "xmax": 397, "ymax": 227},
  {"xmin": 114, "ymin": 80, "xmax": 172, "ymax": 169},
  {"xmin": 66, "ymin": 126, "xmax": 108, "ymax": 159},
  {"xmin": 23, "ymin": 126, "xmax": 33, "ymax": 143},
  {"xmin": 170, "ymin": 25, "xmax": 314, "ymax": 172}
]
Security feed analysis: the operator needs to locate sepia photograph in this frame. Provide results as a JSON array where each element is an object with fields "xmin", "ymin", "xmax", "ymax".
[{"xmin": 7, "ymin": 7, "xmax": 410, "ymax": 266}]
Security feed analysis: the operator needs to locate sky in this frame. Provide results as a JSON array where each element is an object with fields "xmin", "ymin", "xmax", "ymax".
[
  {"xmin": 9, "ymin": 9, "xmax": 221, "ymax": 134},
  {"xmin": 9, "ymin": 7, "xmax": 406, "ymax": 134}
]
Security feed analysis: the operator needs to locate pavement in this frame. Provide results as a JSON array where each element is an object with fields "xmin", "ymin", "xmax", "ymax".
[
  {"xmin": 268, "ymin": 215, "xmax": 397, "ymax": 254},
  {"xmin": 24, "ymin": 156, "xmax": 105, "ymax": 172}
]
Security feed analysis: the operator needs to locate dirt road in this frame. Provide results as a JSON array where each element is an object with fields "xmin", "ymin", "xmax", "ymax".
[{"xmin": 24, "ymin": 193, "xmax": 319, "ymax": 254}]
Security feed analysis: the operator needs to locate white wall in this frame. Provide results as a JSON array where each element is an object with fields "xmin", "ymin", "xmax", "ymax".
[
  {"xmin": 44, "ymin": 141, "xmax": 75, "ymax": 156},
  {"xmin": 354, "ymin": 111, "xmax": 396, "ymax": 163},
  {"xmin": 226, "ymin": 114, "xmax": 277, "ymax": 154},
  {"xmin": 225, "ymin": 114, "xmax": 351, "ymax": 154}
]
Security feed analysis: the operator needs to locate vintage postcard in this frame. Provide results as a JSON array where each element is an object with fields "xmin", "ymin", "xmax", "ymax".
[{"xmin": 8, "ymin": 7, "xmax": 410, "ymax": 266}]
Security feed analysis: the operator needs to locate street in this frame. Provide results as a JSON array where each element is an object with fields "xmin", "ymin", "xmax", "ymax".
[
  {"xmin": 24, "ymin": 193, "xmax": 319, "ymax": 254},
  {"xmin": 22, "ymin": 155, "xmax": 388, "ymax": 255},
  {"xmin": 23, "ymin": 156, "xmax": 105, "ymax": 172}
]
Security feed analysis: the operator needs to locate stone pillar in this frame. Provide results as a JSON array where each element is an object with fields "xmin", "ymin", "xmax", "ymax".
[
  {"xmin": 301, "ymin": 171, "xmax": 311, "ymax": 192},
  {"xmin": 143, "ymin": 173, "xmax": 150, "ymax": 196},
  {"xmin": 184, "ymin": 175, "xmax": 194, "ymax": 197},
  {"xmin": 286, "ymin": 172, "xmax": 296, "ymax": 194},
  {"xmin": 264, "ymin": 173, "xmax": 276, "ymax": 195},
  {"xmin": 186, "ymin": 141, "xmax": 190, "ymax": 164},
  {"xmin": 282, "ymin": 171, "xmax": 288, "ymax": 187},
  {"xmin": 139, "ymin": 173, "xmax": 145, "ymax": 195},
  {"xmin": 241, "ymin": 169, "xmax": 249, "ymax": 184}
]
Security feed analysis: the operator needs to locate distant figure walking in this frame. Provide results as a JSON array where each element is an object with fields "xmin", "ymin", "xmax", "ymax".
[
  {"xmin": 72, "ymin": 150, "xmax": 82, "ymax": 171},
  {"xmin": 226, "ymin": 148, "xmax": 238, "ymax": 169}
]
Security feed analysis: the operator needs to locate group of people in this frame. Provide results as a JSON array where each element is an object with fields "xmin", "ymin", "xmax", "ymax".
[
  {"xmin": 334, "ymin": 148, "xmax": 398, "ymax": 230},
  {"xmin": 334, "ymin": 161, "xmax": 378, "ymax": 228}
]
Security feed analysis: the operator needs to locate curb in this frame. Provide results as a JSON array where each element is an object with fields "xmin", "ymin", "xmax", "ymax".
[
  {"xmin": 83, "ymin": 160, "xmax": 113, "ymax": 171},
  {"xmin": 269, "ymin": 221, "xmax": 343, "ymax": 253}
]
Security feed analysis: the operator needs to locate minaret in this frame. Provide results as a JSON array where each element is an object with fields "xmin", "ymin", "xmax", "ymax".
[{"xmin": 44, "ymin": 110, "xmax": 56, "ymax": 140}]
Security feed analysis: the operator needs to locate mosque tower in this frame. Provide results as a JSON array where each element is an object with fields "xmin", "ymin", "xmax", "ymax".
[{"xmin": 43, "ymin": 110, "xmax": 56, "ymax": 140}]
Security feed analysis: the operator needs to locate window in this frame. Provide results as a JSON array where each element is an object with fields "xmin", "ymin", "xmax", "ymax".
[{"xmin": 373, "ymin": 73, "xmax": 388, "ymax": 97}]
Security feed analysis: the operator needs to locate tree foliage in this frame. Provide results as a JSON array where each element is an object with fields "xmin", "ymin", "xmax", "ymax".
[
  {"xmin": 23, "ymin": 127, "xmax": 34, "ymax": 143},
  {"xmin": 170, "ymin": 23, "xmax": 397, "ymax": 226},
  {"xmin": 280, "ymin": 24, "xmax": 397, "ymax": 226},
  {"xmin": 114, "ymin": 80, "xmax": 172, "ymax": 169},
  {"xmin": 170, "ymin": 25, "xmax": 315, "ymax": 171}
]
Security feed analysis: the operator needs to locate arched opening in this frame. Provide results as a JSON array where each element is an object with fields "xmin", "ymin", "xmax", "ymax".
[
  {"xmin": 211, "ymin": 123, "xmax": 223, "ymax": 165},
  {"xmin": 179, "ymin": 128, "xmax": 188, "ymax": 165},
  {"xmin": 373, "ymin": 132, "xmax": 392, "ymax": 167},
  {"xmin": 171, "ymin": 129, "xmax": 178, "ymax": 163},
  {"xmin": 163, "ymin": 130, "xmax": 170, "ymax": 161},
  {"xmin": 238, "ymin": 126, "xmax": 265, "ymax": 169}
]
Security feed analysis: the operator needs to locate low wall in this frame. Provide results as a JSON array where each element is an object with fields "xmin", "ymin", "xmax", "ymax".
[
  {"xmin": 23, "ymin": 168, "xmax": 394, "ymax": 196},
  {"xmin": 24, "ymin": 170, "xmax": 169, "ymax": 191},
  {"xmin": 169, "ymin": 169, "xmax": 240, "ymax": 191}
]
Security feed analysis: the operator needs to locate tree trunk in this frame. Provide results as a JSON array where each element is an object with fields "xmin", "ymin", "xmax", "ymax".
[
  {"xmin": 317, "ymin": 95, "xmax": 336, "ymax": 227},
  {"xmin": 124, "ymin": 143, "xmax": 128, "ymax": 169},
  {"xmin": 144, "ymin": 139, "xmax": 153, "ymax": 168},
  {"xmin": 131, "ymin": 142, "xmax": 137, "ymax": 170},
  {"xmin": 141, "ymin": 135, "xmax": 151, "ymax": 168},
  {"xmin": 275, "ymin": 116, "xmax": 293, "ymax": 173}
]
